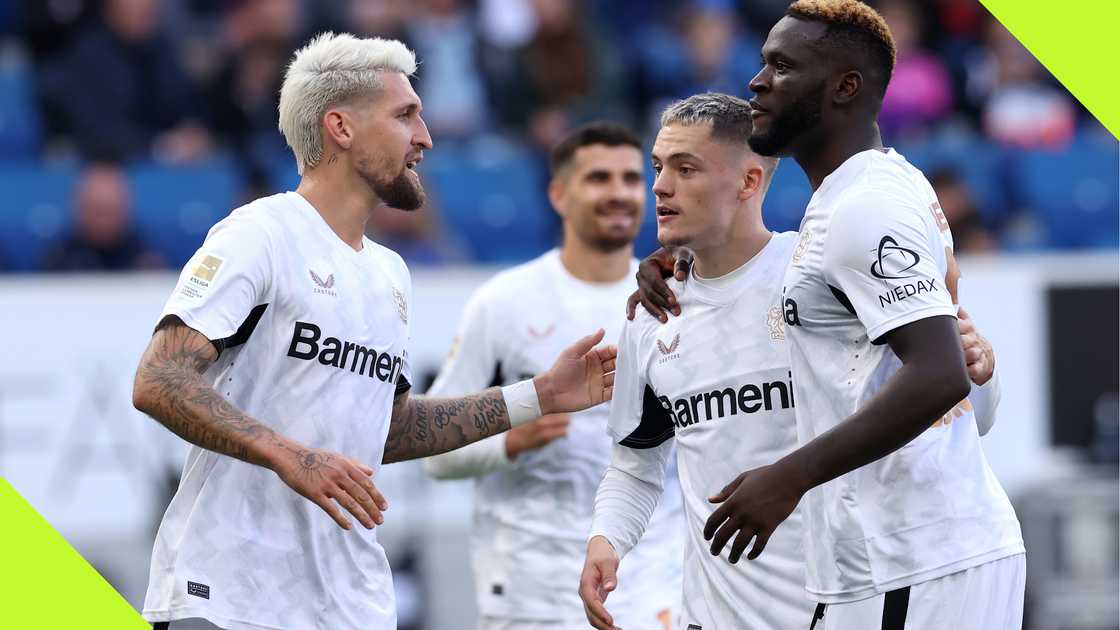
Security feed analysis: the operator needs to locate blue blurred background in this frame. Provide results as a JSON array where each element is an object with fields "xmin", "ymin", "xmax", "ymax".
[
  {"xmin": 0, "ymin": 0, "xmax": 1116, "ymax": 274},
  {"xmin": 0, "ymin": 2, "xmax": 1116, "ymax": 629}
]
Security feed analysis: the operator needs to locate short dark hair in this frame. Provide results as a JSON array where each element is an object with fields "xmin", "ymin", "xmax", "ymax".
[
  {"xmin": 549, "ymin": 122, "xmax": 642, "ymax": 177},
  {"xmin": 786, "ymin": 0, "xmax": 896, "ymax": 100}
]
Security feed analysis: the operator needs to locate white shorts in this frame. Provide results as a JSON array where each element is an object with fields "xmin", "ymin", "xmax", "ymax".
[
  {"xmin": 810, "ymin": 554, "xmax": 1025, "ymax": 630},
  {"xmin": 479, "ymin": 607, "xmax": 674, "ymax": 630},
  {"xmin": 153, "ymin": 619, "xmax": 224, "ymax": 630}
]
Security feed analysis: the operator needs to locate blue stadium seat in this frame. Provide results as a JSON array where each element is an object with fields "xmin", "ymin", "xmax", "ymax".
[
  {"xmin": 127, "ymin": 159, "xmax": 241, "ymax": 267},
  {"xmin": 0, "ymin": 56, "xmax": 43, "ymax": 160},
  {"xmin": 0, "ymin": 164, "xmax": 76, "ymax": 270},
  {"xmin": 420, "ymin": 140, "xmax": 554, "ymax": 262},
  {"xmin": 896, "ymin": 133, "xmax": 1013, "ymax": 227},
  {"xmin": 1012, "ymin": 130, "xmax": 1119, "ymax": 249},
  {"xmin": 765, "ymin": 159, "xmax": 812, "ymax": 233}
]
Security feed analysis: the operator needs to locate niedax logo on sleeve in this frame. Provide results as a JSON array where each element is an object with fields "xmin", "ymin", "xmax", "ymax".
[{"xmin": 179, "ymin": 254, "xmax": 225, "ymax": 300}]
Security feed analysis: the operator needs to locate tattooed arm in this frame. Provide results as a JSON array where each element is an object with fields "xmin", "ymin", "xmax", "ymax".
[
  {"xmin": 383, "ymin": 389, "xmax": 510, "ymax": 464},
  {"xmin": 132, "ymin": 315, "xmax": 387, "ymax": 530},
  {"xmin": 383, "ymin": 329, "xmax": 619, "ymax": 464}
]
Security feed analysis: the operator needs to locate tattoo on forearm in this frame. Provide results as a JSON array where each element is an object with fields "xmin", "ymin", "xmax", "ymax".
[
  {"xmin": 382, "ymin": 389, "xmax": 510, "ymax": 464},
  {"xmin": 134, "ymin": 318, "xmax": 278, "ymax": 465}
]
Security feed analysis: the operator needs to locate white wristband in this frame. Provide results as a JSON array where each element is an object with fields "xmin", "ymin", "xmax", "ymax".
[{"xmin": 502, "ymin": 379, "xmax": 542, "ymax": 427}]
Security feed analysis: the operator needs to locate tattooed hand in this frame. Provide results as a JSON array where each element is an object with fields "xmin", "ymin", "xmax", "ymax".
[{"xmin": 271, "ymin": 442, "xmax": 389, "ymax": 531}]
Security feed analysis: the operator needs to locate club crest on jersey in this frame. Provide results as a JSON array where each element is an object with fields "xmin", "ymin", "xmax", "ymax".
[
  {"xmin": 766, "ymin": 304, "xmax": 785, "ymax": 340},
  {"xmin": 310, "ymin": 269, "xmax": 337, "ymax": 296},
  {"xmin": 392, "ymin": 287, "xmax": 408, "ymax": 323},
  {"xmin": 792, "ymin": 229, "xmax": 812, "ymax": 263},
  {"xmin": 656, "ymin": 333, "xmax": 681, "ymax": 364}
]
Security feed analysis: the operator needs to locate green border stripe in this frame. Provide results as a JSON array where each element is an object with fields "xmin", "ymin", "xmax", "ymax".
[
  {"xmin": 981, "ymin": 0, "xmax": 1120, "ymax": 139},
  {"xmin": 0, "ymin": 478, "xmax": 148, "ymax": 628}
]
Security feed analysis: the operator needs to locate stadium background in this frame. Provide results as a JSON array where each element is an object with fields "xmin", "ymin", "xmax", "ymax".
[{"xmin": 0, "ymin": 0, "xmax": 1116, "ymax": 628}]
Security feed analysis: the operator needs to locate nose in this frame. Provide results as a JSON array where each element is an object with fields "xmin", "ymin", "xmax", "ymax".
[
  {"xmin": 749, "ymin": 65, "xmax": 769, "ymax": 95},
  {"xmin": 415, "ymin": 114, "xmax": 433, "ymax": 150},
  {"xmin": 652, "ymin": 170, "xmax": 671, "ymax": 198}
]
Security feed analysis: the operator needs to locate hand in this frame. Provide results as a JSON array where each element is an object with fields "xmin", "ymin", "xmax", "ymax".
[
  {"xmin": 703, "ymin": 461, "xmax": 806, "ymax": 563},
  {"xmin": 534, "ymin": 329, "xmax": 617, "ymax": 414},
  {"xmin": 957, "ymin": 307, "xmax": 994, "ymax": 386},
  {"xmin": 270, "ymin": 441, "xmax": 388, "ymax": 531},
  {"xmin": 579, "ymin": 536, "xmax": 621, "ymax": 630},
  {"xmin": 626, "ymin": 248, "xmax": 693, "ymax": 322},
  {"xmin": 505, "ymin": 413, "xmax": 570, "ymax": 458}
]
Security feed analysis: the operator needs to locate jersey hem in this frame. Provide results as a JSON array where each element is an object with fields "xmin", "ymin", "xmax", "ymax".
[
  {"xmin": 144, "ymin": 606, "xmax": 293, "ymax": 630},
  {"xmin": 806, "ymin": 543, "xmax": 1026, "ymax": 603},
  {"xmin": 865, "ymin": 303, "xmax": 957, "ymax": 343}
]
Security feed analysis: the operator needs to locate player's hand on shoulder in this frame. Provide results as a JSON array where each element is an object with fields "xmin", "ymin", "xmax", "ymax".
[
  {"xmin": 580, "ymin": 536, "xmax": 622, "ymax": 630},
  {"xmin": 504, "ymin": 413, "xmax": 570, "ymax": 458},
  {"xmin": 703, "ymin": 461, "xmax": 807, "ymax": 563},
  {"xmin": 957, "ymin": 306, "xmax": 994, "ymax": 386},
  {"xmin": 269, "ymin": 442, "xmax": 388, "ymax": 531},
  {"xmin": 626, "ymin": 247, "xmax": 692, "ymax": 323},
  {"xmin": 534, "ymin": 329, "xmax": 617, "ymax": 414}
]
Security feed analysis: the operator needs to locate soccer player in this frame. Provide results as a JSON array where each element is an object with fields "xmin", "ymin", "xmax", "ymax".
[
  {"xmin": 423, "ymin": 122, "xmax": 684, "ymax": 630},
  {"xmin": 131, "ymin": 33, "xmax": 617, "ymax": 630},
  {"xmin": 597, "ymin": 92, "xmax": 1004, "ymax": 630},
  {"xmin": 696, "ymin": 2, "xmax": 1023, "ymax": 628}
]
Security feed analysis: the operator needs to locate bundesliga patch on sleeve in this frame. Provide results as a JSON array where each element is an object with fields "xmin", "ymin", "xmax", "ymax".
[{"xmin": 179, "ymin": 254, "xmax": 225, "ymax": 300}]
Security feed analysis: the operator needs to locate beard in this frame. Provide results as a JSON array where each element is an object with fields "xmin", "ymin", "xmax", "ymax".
[
  {"xmin": 359, "ymin": 155, "xmax": 426, "ymax": 211},
  {"xmin": 748, "ymin": 81, "xmax": 825, "ymax": 157},
  {"xmin": 579, "ymin": 201, "xmax": 640, "ymax": 253}
]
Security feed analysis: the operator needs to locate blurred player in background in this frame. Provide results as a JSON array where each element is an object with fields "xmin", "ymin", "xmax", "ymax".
[
  {"xmin": 695, "ymin": 2, "xmax": 1025, "ymax": 628},
  {"xmin": 131, "ymin": 33, "xmax": 616, "ymax": 630},
  {"xmin": 593, "ymin": 93, "xmax": 1003, "ymax": 630},
  {"xmin": 424, "ymin": 122, "xmax": 684, "ymax": 630}
]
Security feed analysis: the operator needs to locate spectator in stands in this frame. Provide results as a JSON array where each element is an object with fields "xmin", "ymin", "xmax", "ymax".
[
  {"xmin": 489, "ymin": 0, "xmax": 622, "ymax": 149},
  {"xmin": 204, "ymin": 0, "xmax": 305, "ymax": 196},
  {"xmin": 967, "ymin": 18, "xmax": 1076, "ymax": 149},
  {"xmin": 930, "ymin": 168, "xmax": 996, "ymax": 254},
  {"xmin": 632, "ymin": 3, "xmax": 761, "ymax": 128},
  {"xmin": 42, "ymin": 163, "xmax": 163, "ymax": 271},
  {"xmin": 407, "ymin": 0, "xmax": 490, "ymax": 139},
  {"xmin": 41, "ymin": 0, "xmax": 212, "ymax": 163},
  {"xmin": 878, "ymin": 0, "xmax": 954, "ymax": 140}
]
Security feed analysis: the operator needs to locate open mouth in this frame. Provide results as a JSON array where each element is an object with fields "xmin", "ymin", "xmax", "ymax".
[
  {"xmin": 405, "ymin": 155, "xmax": 423, "ymax": 170},
  {"xmin": 656, "ymin": 205, "xmax": 680, "ymax": 218}
]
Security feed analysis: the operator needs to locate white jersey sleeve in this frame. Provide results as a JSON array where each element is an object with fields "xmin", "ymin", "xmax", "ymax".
[
  {"xmin": 606, "ymin": 317, "xmax": 673, "ymax": 447},
  {"xmin": 970, "ymin": 369, "xmax": 1002, "ymax": 436},
  {"xmin": 423, "ymin": 281, "xmax": 515, "ymax": 477},
  {"xmin": 589, "ymin": 441, "xmax": 673, "ymax": 559},
  {"xmin": 823, "ymin": 193, "xmax": 957, "ymax": 342},
  {"xmin": 160, "ymin": 212, "xmax": 273, "ymax": 344}
]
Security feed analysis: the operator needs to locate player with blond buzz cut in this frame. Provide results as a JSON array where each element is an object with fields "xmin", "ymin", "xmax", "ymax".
[
  {"xmin": 424, "ymin": 122, "xmax": 684, "ymax": 630},
  {"xmin": 134, "ymin": 33, "xmax": 617, "ymax": 630}
]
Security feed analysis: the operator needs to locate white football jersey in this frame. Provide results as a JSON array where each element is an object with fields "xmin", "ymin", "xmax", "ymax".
[
  {"xmin": 427, "ymin": 250, "xmax": 684, "ymax": 623},
  {"xmin": 780, "ymin": 149, "xmax": 1024, "ymax": 603},
  {"xmin": 143, "ymin": 192, "xmax": 413, "ymax": 630},
  {"xmin": 608, "ymin": 232, "xmax": 816, "ymax": 630}
]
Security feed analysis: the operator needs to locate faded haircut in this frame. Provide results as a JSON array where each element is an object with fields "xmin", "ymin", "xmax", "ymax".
[
  {"xmin": 660, "ymin": 93, "xmax": 779, "ymax": 188},
  {"xmin": 279, "ymin": 32, "xmax": 417, "ymax": 175}
]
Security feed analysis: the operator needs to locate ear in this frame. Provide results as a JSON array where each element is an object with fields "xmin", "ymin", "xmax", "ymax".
[
  {"xmin": 322, "ymin": 109, "xmax": 354, "ymax": 151},
  {"xmin": 738, "ymin": 163, "xmax": 764, "ymax": 201},
  {"xmin": 834, "ymin": 69, "xmax": 863, "ymax": 105},
  {"xmin": 548, "ymin": 177, "xmax": 567, "ymax": 219}
]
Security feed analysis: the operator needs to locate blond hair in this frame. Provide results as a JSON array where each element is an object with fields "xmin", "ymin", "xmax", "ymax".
[{"xmin": 278, "ymin": 32, "xmax": 417, "ymax": 174}]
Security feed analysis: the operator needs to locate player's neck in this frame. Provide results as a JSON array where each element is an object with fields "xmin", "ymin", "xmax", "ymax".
[
  {"xmin": 559, "ymin": 237, "xmax": 633, "ymax": 284},
  {"xmin": 795, "ymin": 120, "xmax": 883, "ymax": 191},
  {"xmin": 692, "ymin": 223, "xmax": 772, "ymax": 279},
  {"xmin": 296, "ymin": 169, "xmax": 377, "ymax": 251}
]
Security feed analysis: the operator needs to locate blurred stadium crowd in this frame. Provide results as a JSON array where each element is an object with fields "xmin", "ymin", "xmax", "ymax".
[{"xmin": 0, "ymin": 0, "xmax": 1116, "ymax": 273}]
